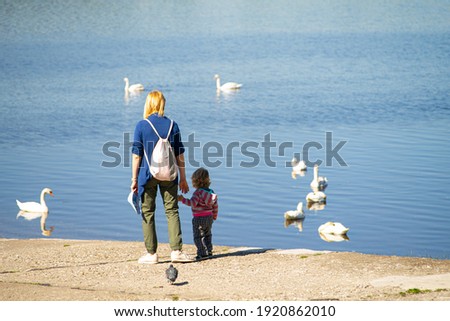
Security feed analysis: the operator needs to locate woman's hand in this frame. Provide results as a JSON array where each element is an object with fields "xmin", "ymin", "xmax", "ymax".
[{"xmin": 131, "ymin": 180, "xmax": 138, "ymax": 194}]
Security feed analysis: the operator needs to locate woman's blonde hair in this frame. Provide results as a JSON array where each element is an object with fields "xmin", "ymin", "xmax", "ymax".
[
  {"xmin": 143, "ymin": 90, "xmax": 166, "ymax": 119},
  {"xmin": 191, "ymin": 167, "xmax": 211, "ymax": 189}
]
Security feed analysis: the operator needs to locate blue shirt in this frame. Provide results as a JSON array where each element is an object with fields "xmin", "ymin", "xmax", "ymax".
[{"xmin": 132, "ymin": 113, "xmax": 185, "ymax": 198}]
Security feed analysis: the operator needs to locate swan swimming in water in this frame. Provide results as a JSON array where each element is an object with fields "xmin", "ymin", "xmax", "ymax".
[
  {"xmin": 318, "ymin": 222, "xmax": 349, "ymax": 235},
  {"xmin": 124, "ymin": 77, "xmax": 145, "ymax": 92},
  {"xmin": 291, "ymin": 157, "xmax": 307, "ymax": 179},
  {"xmin": 284, "ymin": 202, "xmax": 304, "ymax": 219},
  {"xmin": 306, "ymin": 191, "xmax": 326, "ymax": 203},
  {"xmin": 16, "ymin": 188, "xmax": 55, "ymax": 236},
  {"xmin": 214, "ymin": 74, "xmax": 242, "ymax": 91},
  {"xmin": 310, "ymin": 164, "xmax": 328, "ymax": 191},
  {"xmin": 16, "ymin": 188, "xmax": 53, "ymax": 213}
]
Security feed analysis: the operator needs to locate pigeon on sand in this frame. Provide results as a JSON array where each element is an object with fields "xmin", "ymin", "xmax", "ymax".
[{"xmin": 165, "ymin": 264, "xmax": 178, "ymax": 285}]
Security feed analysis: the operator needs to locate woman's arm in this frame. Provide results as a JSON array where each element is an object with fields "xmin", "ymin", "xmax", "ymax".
[
  {"xmin": 131, "ymin": 154, "xmax": 142, "ymax": 194},
  {"xmin": 176, "ymin": 153, "xmax": 189, "ymax": 194}
]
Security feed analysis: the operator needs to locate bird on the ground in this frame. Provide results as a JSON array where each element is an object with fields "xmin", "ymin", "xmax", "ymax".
[{"xmin": 165, "ymin": 264, "xmax": 178, "ymax": 285}]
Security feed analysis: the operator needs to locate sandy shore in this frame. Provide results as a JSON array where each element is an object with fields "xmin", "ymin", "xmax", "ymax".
[{"xmin": 1, "ymin": 238, "xmax": 449, "ymax": 301}]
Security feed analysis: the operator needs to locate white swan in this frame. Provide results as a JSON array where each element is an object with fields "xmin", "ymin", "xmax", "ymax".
[
  {"xmin": 306, "ymin": 191, "xmax": 326, "ymax": 203},
  {"xmin": 310, "ymin": 164, "xmax": 328, "ymax": 191},
  {"xmin": 284, "ymin": 202, "xmax": 304, "ymax": 219},
  {"xmin": 16, "ymin": 188, "xmax": 53, "ymax": 213},
  {"xmin": 124, "ymin": 77, "xmax": 144, "ymax": 92},
  {"xmin": 291, "ymin": 157, "xmax": 307, "ymax": 179},
  {"xmin": 318, "ymin": 222, "xmax": 349, "ymax": 235},
  {"xmin": 214, "ymin": 74, "xmax": 242, "ymax": 91}
]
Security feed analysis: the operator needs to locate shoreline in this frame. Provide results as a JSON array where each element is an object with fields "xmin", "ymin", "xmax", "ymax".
[
  {"xmin": 3, "ymin": 236, "xmax": 447, "ymax": 260},
  {"xmin": 1, "ymin": 238, "xmax": 449, "ymax": 301}
]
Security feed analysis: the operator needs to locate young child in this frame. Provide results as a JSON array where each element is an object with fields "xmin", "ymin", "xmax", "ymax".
[{"xmin": 178, "ymin": 167, "xmax": 218, "ymax": 260}]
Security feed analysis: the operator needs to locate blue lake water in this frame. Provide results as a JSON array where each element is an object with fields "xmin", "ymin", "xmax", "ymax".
[{"xmin": 1, "ymin": 0, "xmax": 449, "ymax": 258}]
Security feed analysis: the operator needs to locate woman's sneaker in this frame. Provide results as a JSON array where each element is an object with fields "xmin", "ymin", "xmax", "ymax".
[
  {"xmin": 171, "ymin": 250, "xmax": 194, "ymax": 263},
  {"xmin": 138, "ymin": 253, "xmax": 158, "ymax": 264}
]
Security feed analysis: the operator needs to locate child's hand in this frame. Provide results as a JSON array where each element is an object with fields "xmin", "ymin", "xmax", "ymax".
[{"xmin": 177, "ymin": 195, "xmax": 184, "ymax": 202}]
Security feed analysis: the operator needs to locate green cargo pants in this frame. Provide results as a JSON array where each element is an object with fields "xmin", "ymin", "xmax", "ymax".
[{"xmin": 141, "ymin": 178, "xmax": 183, "ymax": 254}]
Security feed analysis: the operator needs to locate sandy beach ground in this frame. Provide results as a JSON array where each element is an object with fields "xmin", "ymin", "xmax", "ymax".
[{"xmin": 1, "ymin": 238, "xmax": 449, "ymax": 301}]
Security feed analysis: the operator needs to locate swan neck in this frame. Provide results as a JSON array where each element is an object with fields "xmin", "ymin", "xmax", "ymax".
[
  {"xmin": 124, "ymin": 79, "xmax": 129, "ymax": 91},
  {"xmin": 40, "ymin": 190, "xmax": 47, "ymax": 207},
  {"xmin": 314, "ymin": 166, "xmax": 318, "ymax": 180},
  {"xmin": 216, "ymin": 77, "xmax": 221, "ymax": 89}
]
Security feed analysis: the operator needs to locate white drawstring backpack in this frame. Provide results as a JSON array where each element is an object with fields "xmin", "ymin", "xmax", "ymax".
[{"xmin": 143, "ymin": 119, "xmax": 178, "ymax": 181}]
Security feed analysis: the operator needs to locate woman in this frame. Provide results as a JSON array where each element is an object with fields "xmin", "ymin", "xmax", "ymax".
[{"xmin": 131, "ymin": 90, "xmax": 193, "ymax": 264}]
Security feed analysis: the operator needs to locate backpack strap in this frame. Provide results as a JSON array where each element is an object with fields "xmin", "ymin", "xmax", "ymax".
[{"xmin": 145, "ymin": 119, "xmax": 173, "ymax": 140}]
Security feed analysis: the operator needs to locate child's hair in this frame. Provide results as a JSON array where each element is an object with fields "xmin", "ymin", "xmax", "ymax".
[{"xmin": 191, "ymin": 167, "xmax": 211, "ymax": 189}]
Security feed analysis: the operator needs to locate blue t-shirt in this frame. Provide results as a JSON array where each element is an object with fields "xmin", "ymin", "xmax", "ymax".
[{"xmin": 132, "ymin": 113, "xmax": 185, "ymax": 198}]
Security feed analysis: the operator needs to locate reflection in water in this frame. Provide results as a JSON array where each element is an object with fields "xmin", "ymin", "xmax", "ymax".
[
  {"xmin": 16, "ymin": 211, "xmax": 42, "ymax": 221},
  {"xmin": 291, "ymin": 170, "xmax": 306, "ymax": 179},
  {"xmin": 284, "ymin": 217, "xmax": 305, "ymax": 232},
  {"xmin": 319, "ymin": 232, "xmax": 349, "ymax": 242},
  {"xmin": 124, "ymin": 90, "xmax": 144, "ymax": 105},
  {"xmin": 17, "ymin": 211, "xmax": 54, "ymax": 236},
  {"xmin": 307, "ymin": 201, "xmax": 326, "ymax": 211},
  {"xmin": 215, "ymin": 87, "xmax": 241, "ymax": 103}
]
